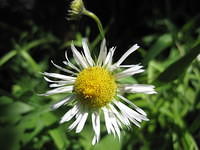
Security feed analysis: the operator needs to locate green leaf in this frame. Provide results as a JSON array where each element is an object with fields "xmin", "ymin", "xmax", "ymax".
[
  {"xmin": 49, "ymin": 127, "xmax": 69, "ymax": 150},
  {"xmin": 0, "ymin": 96, "xmax": 13, "ymax": 105},
  {"xmin": 182, "ymin": 131, "xmax": 198, "ymax": 150},
  {"xmin": 117, "ymin": 76, "xmax": 137, "ymax": 84},
  {"xmin": 157, "ymin": 43, "xmax": 200, "ymax": 82},
  {"xmin": 20, "ymin": 50, "xmax": 41, "ymax": 72},
  {"xmin": 143, "ymin": 33, "xmax": 173, "ymax": 64},
  {"xmin": 1, "ymin": 101, "xmax": 34, "ymax": 116},
  {"xmin": 0, "ymin": 35, "xmax": 57, "ymax": 67},
  {"xmin": 93, "ymin": 135, "xmax": 121, "ymax": 150},
  {"xmin": 40, "ymin": 112, "xmax": 57, "ymax": 126},
  {"xmin": 0, "ymin": 50, "xmax": 17, "ymax": 66}
]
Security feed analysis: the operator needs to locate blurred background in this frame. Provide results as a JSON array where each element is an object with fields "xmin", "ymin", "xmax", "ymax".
[{"xmin": 0, "ymin": 0, "xmax": 200, "ymax": 149}]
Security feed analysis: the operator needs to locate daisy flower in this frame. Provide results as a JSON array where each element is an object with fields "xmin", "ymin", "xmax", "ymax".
[{"xmin": 41, "ymin": 38, "xmax": 156, "ymax": 145}]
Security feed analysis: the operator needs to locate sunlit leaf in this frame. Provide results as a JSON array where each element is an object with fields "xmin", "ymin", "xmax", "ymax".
[
  {"xmin": 143, "ymin": 33, "xmax": 173, "ymax": 64},
  {"xmin": 157, "ymin": 43, "xmax": 200, "ymax": 82},
  {"xmin": 49, "ymin": 127, "xmax": 69, "ymax": 149},
  {"xmin": 93, "ymin": 135, "xmax": 121, "ymax": 150}
]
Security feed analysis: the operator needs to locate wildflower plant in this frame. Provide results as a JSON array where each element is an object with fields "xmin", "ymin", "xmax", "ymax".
[{"xmin": 41, "ymin": 0, "xmax": 156, "ymax": 145}]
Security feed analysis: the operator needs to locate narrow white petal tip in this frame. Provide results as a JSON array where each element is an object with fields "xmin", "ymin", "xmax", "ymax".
[
  {"xmin": 68, "ymin": 127, "xmax": 73, "ymax": 131},
  {"xmin": 59, "ymin": 118, "xmax": 67, "ymax": 124},
  {"xmin": 75, "ymin": 130, "xmax": 80, "ymax": 133},
  {"xmin": 75, "ymin": 113, "xmax": 88, "ymax": 133},
  {"xmin": 145, "ymin": 118, "xmax": 150, "ymax": 121},
  {"xmin": 51, "ymin": 102, "xmax": 64, "ymax": 110},
  {"xmin": 51, "ymin": 105, "xmax": 58, "ymax": 110},
  {"xmin": 51, "ymin": 96, "xmax": 74, "ymax": 110},
  {"xmin": 151, "ymin": 91, "xmax": 157, "ymax": 94},
  {"xmin": 59, "ymin": 116, "xmax": 70, "ymax": 124},
  {"xmin": 37, "ymin": 93, "xmax": 47, "ymax": 96},
  {"xmin": 59, "ymin": 120, "xmax": 64, "ymax": 124},
  {"xmin": 115, "ymin": 43, "xmax": 140, "ymax": 66},
  {"xmin": 92, "ymin": 137, "xmax": 96, "ymax": 145}
]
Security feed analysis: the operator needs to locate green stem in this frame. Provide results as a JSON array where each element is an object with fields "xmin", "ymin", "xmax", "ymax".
[
  {"xmin": 83, "ymin": 9, "xmax": 104, "ymax": 38},
  {"xmin": 0, "ymin": 36, "xmax": 56, "ymax": 67},
  {"xmin": 20, "ymin": 50, "xmax": 41, "ymax": 72},
  {"xmin": 0, "ymin": 50, "xmax": 17, "ymax": 66},
  {"xmin": 91, "ymin": 26, "xmax": 109, "ymax": 50}
]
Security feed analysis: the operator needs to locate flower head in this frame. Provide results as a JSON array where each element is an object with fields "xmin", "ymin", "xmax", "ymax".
[
  {"xmin": 41, "ymin": 39, "xmax": 156, "ymax": 145},
  {"xmin": 68, "ymin": 0, "xmax": 85, "ymax": 20}
]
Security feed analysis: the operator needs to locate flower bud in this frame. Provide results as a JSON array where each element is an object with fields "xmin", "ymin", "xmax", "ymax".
[{"xmin": 68, "ymin": 0, "xmax": 85, "ymax": 20}]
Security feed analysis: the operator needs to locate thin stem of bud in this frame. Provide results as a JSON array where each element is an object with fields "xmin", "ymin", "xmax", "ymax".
[{"xmin": 83, "ymin": 10, "xmax": 104, "ymax": 38}]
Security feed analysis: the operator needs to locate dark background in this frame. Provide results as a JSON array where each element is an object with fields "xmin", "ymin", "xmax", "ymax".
[{"xmin": 1, "ymin": 0, "xmax": 199, "ymax": 51}]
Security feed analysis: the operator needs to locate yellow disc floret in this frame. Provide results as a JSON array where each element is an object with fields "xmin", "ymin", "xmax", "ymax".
[{"xmin": 74, "ymin": 67, "xmax": 117, "ymax": 108}]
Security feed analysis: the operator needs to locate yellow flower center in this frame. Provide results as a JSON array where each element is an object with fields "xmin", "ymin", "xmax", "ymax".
[{"xmin": 74, "ymin": 67, "xmax": 117, "ymax": 108}]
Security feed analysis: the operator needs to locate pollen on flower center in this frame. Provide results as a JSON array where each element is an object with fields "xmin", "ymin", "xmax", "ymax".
[{"xmin": 74, "ymin": 67, "xmax": 117, "ymax": 108}]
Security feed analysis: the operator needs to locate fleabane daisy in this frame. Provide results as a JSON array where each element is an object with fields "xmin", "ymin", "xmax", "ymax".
[{"xmin": 41, "ymin": 38, "xmax": 156, "ymax": 145}]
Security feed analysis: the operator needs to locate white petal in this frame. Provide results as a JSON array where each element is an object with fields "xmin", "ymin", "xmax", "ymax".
[
  {"xmin": 64, "ymin": 52, "xmax": 81, "ymax": 72},
  {"xmin": 108, "ymin": 109, "xmax": 121, "ymax": 139},
  {"xmin": 109, "ymin": 103, "xmax": 130, "ymax": 126},
  {"xmin": 115, "ymin": 65, "xmax": 144, "ymax": 79},
  {"xmin": 43, "ymin": 72, "xmax": 76, "ymax": 81},
  {"xmin": 82, "ymin": 38, "xmax": 94, "ymax": 66},
  {"xmin": 49, "ymin": 83, "xmax": 72, "ymax": 88},
  {"xmin": 51, "ymin": 60, "xmax": 77, "ymax": 75},
  {"xmin": 114, "ymin": 101, "xmax": 149, "ymax": 122},
  {"xmin": 68, "ymin": 112, "xmax": 83, "ymax": 130},
  {"xmin": 103, "ymin": 47, "xmax": 116, "ymax": 68},
  {"xmin": 119, "ymin": 65, "xmax": 143, "ymax": 73},
  {"xmin": 39, "ymin": 86, "xmax": 73, "ymax": 96},
  {"xmin": 102, "ymin": 107, "xmax": 111, "ymax": 134},
  {"xmin": 92, "ymin": 112, "xmax": 100, "ymax": 143},
  {"xmin": 113, "ymin": 101, "xmax": 149, "ymax": 128},
  {"xmin": 116, "ymin": 69, "xmax": 144, "ymax": 79},
  {"xmin": 60, "ymin": 104, "xmax": 79, "ymax": 123},
  {"xmin": 92, "ymin": 135, "xmax": 97, "ymax": 145},
  {"xmin": 102, "ymin": 107, "xmax": 116, "ymax": 136},
  {"xmin": 116, "ymin": 119, "xmax": 122, "ymax": 129},
  {"xmin": 97, "ymin": 39, "xmax": 107, "ymax": 66},
  {"xmin": 122, "ymin": 84, "xmax": 157, "ymax": 94},
  {"xmin": 121, "ymin": 111, "xmax": 141, "ymax": 127},
  {"xmin": 81, "ymin": 51, "xmax": 91, "ymax": 66},
  {"xmin": 115, "ymin": 44, "xmax": 139, "ymax": 66},
  {"xmin": 51, "ymin": 95, "xmax": 74, "ymax": 110},
  {"xmin": 114, "ymin": 101, "xmax": 141, "ymax": 127},
  {"xmin": 63, "ymin": 60, "xmax": 81, "ymax": 72},
  {"xmin": 117, "ymin": 94, "xmax": 147, "ymax": 116},
  {"xmin": 76, "ymin": 112, "xmax": 88, "ymax": 133},
  {"xmin": 118, "ymin": 65, "xmax": 137, "ymax": 68},
  {"xmin": 71, "ymin": 43, "xmax": 89, "ymax": 68},
  {"xmin": 44, "ymin": 77, "xmax": 75, "ymax": 84}
]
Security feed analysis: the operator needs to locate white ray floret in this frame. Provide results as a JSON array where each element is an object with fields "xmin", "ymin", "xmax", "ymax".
[
  {"xmin": 92, "ymin": 111, "xmax": 100, "ymax": 145},
  {"xmin": 51, "ymin": 60, "xmax": 77, "ymax": 75},
  {"xmin": 121, "ymin": 84, "xmax": 157, "ymax": 94},
  {"xmin": 114, "ymin": 44, "xmax": 139, "ymax": 67},
  {"xmin": 41, "ymin": 38, "xmax": 156, "ymax": 145},
  {"xmin": 43, "ymin": 72, "xmax": 76, "ymax": 81},
  {"xmin": 82, "ymin": 38, "xmax": 94, "ymax": 66},
  {"xmin": 51, "ymin": 95, "xmax": 74, "ymax": 110}
]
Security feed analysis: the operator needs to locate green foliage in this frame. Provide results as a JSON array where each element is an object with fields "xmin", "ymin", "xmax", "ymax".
[{"xmin": 1, "ymin": 17, "xmax": 200, "ymax": 150}]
